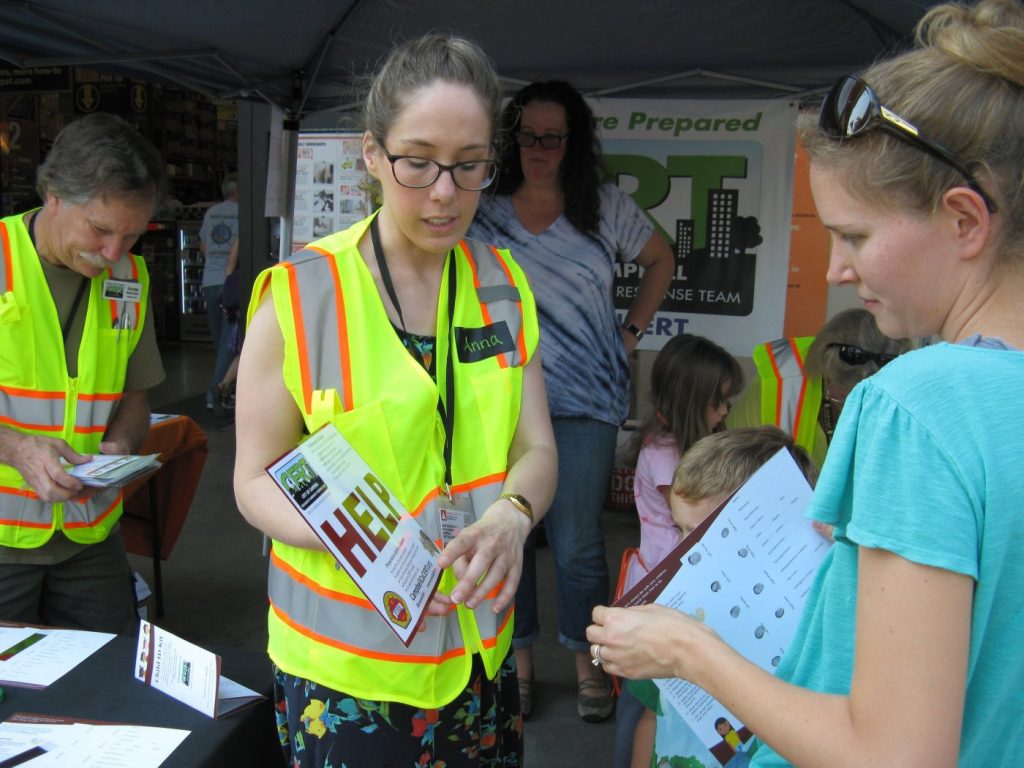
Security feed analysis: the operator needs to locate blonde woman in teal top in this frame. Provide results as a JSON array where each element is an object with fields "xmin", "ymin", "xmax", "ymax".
[{"xmin": 587, "ymin": 1, "xmax": 1024, "ymax": 764}]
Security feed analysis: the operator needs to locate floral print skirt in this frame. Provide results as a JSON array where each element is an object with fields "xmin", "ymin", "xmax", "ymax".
[{"xmin": 273, "ymin": 651, "xmax": 522, "ymax": 768}]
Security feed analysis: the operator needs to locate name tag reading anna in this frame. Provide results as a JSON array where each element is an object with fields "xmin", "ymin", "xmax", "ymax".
[{"xmin": 455, "ymin": 321, "xmax": 515, "ymax": 363}]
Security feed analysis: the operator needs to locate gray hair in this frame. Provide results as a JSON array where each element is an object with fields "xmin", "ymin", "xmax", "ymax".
[
  {"xmin": 36, "ymin": 112, "xmax": 165, "ymax": 207},
  {"xmin": 362, "ymin": 34, "xmax": 501, "ymax": 144},
  {"xmin": 805, "ymin": 308, "xmax": 913, "ymax": 390}
]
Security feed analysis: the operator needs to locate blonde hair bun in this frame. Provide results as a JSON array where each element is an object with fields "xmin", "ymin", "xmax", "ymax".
[{"xmin": 918, "ymin": 0, "xmax": 1024, "ymax": 88}]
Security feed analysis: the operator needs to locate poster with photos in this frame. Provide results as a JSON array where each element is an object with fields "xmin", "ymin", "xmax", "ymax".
[{"xmin": 292, "ymin": 131, "xmax": 372, "ymax": 250}]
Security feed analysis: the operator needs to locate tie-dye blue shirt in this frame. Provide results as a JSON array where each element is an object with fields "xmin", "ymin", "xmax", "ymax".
[{"xmin": 469, "ymin": 184, "xmax": 653, "ymax": 425}]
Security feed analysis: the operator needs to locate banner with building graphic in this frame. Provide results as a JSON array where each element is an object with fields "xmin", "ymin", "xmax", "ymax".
[{"xmin": 592, "ymin": 99, "xmax": 798, "ymax": 356}]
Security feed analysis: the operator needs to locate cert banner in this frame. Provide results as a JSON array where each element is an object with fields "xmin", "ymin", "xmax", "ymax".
[{"xmin": 591, "ymin": 99, "xmax": 798, "ymax": 355}]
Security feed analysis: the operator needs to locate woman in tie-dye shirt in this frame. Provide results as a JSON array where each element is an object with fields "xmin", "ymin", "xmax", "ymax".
[{"xmin": 469, "ymin": 79, "xmax": 674, "ymax": 724}]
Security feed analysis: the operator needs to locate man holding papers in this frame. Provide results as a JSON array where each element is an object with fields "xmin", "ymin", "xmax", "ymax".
[{"xmin": 0, "ymin": 113, "xmax": 165, "ymax": 634}]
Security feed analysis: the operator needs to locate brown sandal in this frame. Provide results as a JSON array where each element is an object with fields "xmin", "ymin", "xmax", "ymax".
[{"xmin": 577, "ymin": 676, "xmax": 614, "ymax": 722}]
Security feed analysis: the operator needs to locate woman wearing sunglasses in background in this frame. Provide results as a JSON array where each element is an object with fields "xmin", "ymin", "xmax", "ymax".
[
  {"xmin": 588, "ymin": 0, "xmax": 1024, "ymax": 764},
  {"xmin": 469, "ymin": 80, "xmax": 674, "ymax": 722},
  {"xmin": 803, "ymin": 311, "xmax": 912, "ymax": 445},
  {"xmin": 729, "ymin": 308, "xmax": 911, "ymax": 467}
]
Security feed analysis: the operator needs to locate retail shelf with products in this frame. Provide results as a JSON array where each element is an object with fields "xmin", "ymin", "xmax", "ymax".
[
  {"xmin": 177, "ymin": 221, "xmax": 209, "ymax": 341},
  {"xmin": 134, "ymin": 221, "xmax": 180, "ymax": 341}
]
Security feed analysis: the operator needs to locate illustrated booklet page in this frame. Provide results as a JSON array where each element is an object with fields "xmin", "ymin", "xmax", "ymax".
[
  {"xmin": 133, "ymin": 621, "xmax": 264, "ymax": 719},
  {"xmin": 615, "ymin": 448, "xmax": 831, "ymax": 765},
  {"xmin": 265, "ymin": 423, "xmax": 443, "ymax": 646}
]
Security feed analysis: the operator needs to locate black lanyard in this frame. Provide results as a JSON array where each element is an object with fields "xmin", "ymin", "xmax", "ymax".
[
  {"xmin": 370, "ymin": 217, "xmax": 457, "ymax": 497},
  {"xmin": 30, "ymin": 211, "xmax": 88, "ymax": 344}
]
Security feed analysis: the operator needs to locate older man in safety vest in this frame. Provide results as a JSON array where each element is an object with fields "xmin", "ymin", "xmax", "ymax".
[{"xmin": 0, "ymin": 112, "xmax": 166, "ymax": 634}]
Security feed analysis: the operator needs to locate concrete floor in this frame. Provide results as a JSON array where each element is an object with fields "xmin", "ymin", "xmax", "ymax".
[{"xmin": 136, "ymin": 340, "xmax": 642, "ymax": 767}]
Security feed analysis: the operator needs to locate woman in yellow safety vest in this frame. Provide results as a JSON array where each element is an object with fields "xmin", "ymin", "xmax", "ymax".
[{"xmin": 233, "ymin": 35, "xmax": 556, "ymax": 767}]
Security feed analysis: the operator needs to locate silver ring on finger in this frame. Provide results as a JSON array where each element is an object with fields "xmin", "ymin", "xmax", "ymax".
[{"xmin": 591, "ymin": 643, "xmax": 604, "ymax": 667}]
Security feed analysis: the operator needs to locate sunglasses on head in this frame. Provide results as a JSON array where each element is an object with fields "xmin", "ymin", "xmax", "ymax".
[
  {"xmin": 829, "ymin": 343, "xmax": 896, "ymax": 367},
  {"xmin": 819, "ymin": 75, "xmax": 997, "ymax": 213}
]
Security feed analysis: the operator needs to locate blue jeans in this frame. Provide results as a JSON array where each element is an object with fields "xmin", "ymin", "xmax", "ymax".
[
  {"xmin": 514, "ymin": 417, "xmax": 617, "ymax": 652},
  {"xmin": 204, "ymin": 285, "xmax": 235, "ymax": 403}
]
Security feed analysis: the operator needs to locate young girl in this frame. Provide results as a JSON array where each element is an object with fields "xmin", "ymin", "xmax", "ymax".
[
  {"xmin": 590, "ymin": 1, "xmax": 1024, "ymax": 764},
  {"xmin": 614, "ymin": 333, "xmax": 743, "ymax": 768},
  {"xmin": 234, "ymin": 35, "xmax": 556, "ymax": 767},
  {"xmin": 622, "ymin": 333, "xmax": 744, "ymax": 595}
]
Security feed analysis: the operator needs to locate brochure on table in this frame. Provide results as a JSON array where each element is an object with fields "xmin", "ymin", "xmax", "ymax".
[
  {"xmin": 64, "ymin": 454, "xmax": 161, "ymax": 487},
  {"xmin": 615, "ymin": 448, "xmax": 830, "ymax": 765},
  {"xmin": 0, "ymin": 625, "xmax": 114, "ymax": 690},
  {"xmin": 0, "ymin": 714, "xmax": 189, "ymax": 768},
  {"xmin": 134, "ymin": 621, "xmax": 264, "ymax": 720},
  {"xmin": 265, "ymin": 423, "xmax": 443, "ymax": 646}
]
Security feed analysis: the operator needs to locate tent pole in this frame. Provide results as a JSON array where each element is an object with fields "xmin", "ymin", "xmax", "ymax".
[{"xmin": 278, "ymin": 115, "xmax": 300, "ymax": 262}]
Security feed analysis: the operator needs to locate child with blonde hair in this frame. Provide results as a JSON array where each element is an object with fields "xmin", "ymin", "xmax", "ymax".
[{"xmin": 630, "ymin": 426, "xmax": 818, "ymax": 768}]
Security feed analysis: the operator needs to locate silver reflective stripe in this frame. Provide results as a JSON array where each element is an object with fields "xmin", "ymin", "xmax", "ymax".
[
  {"xmin": 461, "ymin": 239, "xmax": 525, "ymax": 367},
  {"xmin": 0, "ymin": 389, "xmax": 63, "ymax": 431},
  {"xmin": 768, "ymin": 338, "xmax": 805, "ymax": 435},
  {"xmin": 74, "ymin": 398, "xmax": 117, "ymax": 433},
  {"xmin": 0, "ymin": 495, "xmax": 53, "ymax": 530},
  {"xmin": 268, "ymin": 555, "xmax": 468, "ymax": 658},
  {"xmin": 476, "ymin": 285, "xmax": 520, "ymax": 303},
  {"xmin": 0, "ymin": 487, "xmax": 119, "ymax": 531},
  {"xmin": 62, "ymin": 487, "xmax": 121, "ymax": 528},
  {"xmin": 268, "ymin": 478, "xmax": 509, "ymax": 656},
  {"xmin": 287, "ymin": 250, "xmax": 345, "ymax": 400}
]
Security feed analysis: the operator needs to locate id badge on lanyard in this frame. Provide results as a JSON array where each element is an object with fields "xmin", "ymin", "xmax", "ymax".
[{"xmin": 438, "ymin": 493, "xmax": 476, "ymax": 548}]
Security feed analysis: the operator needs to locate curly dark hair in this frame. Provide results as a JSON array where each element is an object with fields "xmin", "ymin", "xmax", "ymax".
[{"xmin": 493, "ymin": 80, "xmax": 603, "ymax": 235}]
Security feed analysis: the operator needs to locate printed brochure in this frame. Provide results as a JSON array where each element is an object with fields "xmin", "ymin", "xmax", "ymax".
[
  {"xmin": 265, "ymin": 423, "xmax": 442, "ymax": 646},
  {"xmin": 615, "ymin": 448, "xmax": 830, "ymax": 765}
]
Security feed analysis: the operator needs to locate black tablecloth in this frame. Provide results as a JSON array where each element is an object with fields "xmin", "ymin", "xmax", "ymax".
[{"xmin": 0, "ymin": 635, "xmax": 284, "ymax": 768}]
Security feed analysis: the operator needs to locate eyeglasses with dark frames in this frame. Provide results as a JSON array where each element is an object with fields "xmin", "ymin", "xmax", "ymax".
[
  {"xmin": 828, "ymin": 343, "xmax": 897, "ymax": 367},
  {"xmin": 819, "ymin": 75, "xmax": 997, "ymax": 213},
  {"xmin": 378, "ymin": 143, "xmax": 497, "ymax": 191},
  {"xmin": 515, "ymin": 131, "xmax": 570, "ymax": 150}
]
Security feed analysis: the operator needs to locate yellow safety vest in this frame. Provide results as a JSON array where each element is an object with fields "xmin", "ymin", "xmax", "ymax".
[
  {"xmin": 0, "ymin": 212, "xmax": 149, "ymax": 546},
  {"xmin": 751, "ymin": 337, "xmax": 822, "ymax": 457},
  {"xmin": 252, "ymin": 214, "xmax": 539, "ymax": 708}
]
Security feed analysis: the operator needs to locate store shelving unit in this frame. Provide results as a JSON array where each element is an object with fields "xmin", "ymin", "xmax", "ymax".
[
  {"xmin": 177, "ymin": 221, "xmax": 208, "ymax": 341},
  {"xmin": 134, "ymin": 221, "xmax": 180, "ymax": 342}
]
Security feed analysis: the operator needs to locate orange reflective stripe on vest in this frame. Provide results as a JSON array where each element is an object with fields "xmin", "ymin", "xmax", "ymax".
[
  {"xmin": 753, "ymin": 336, "xmax": 821, "ymax": 456},
  {"xmin": 0, "ymin": 221, "xmax": 13, "ymax": 292}
]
